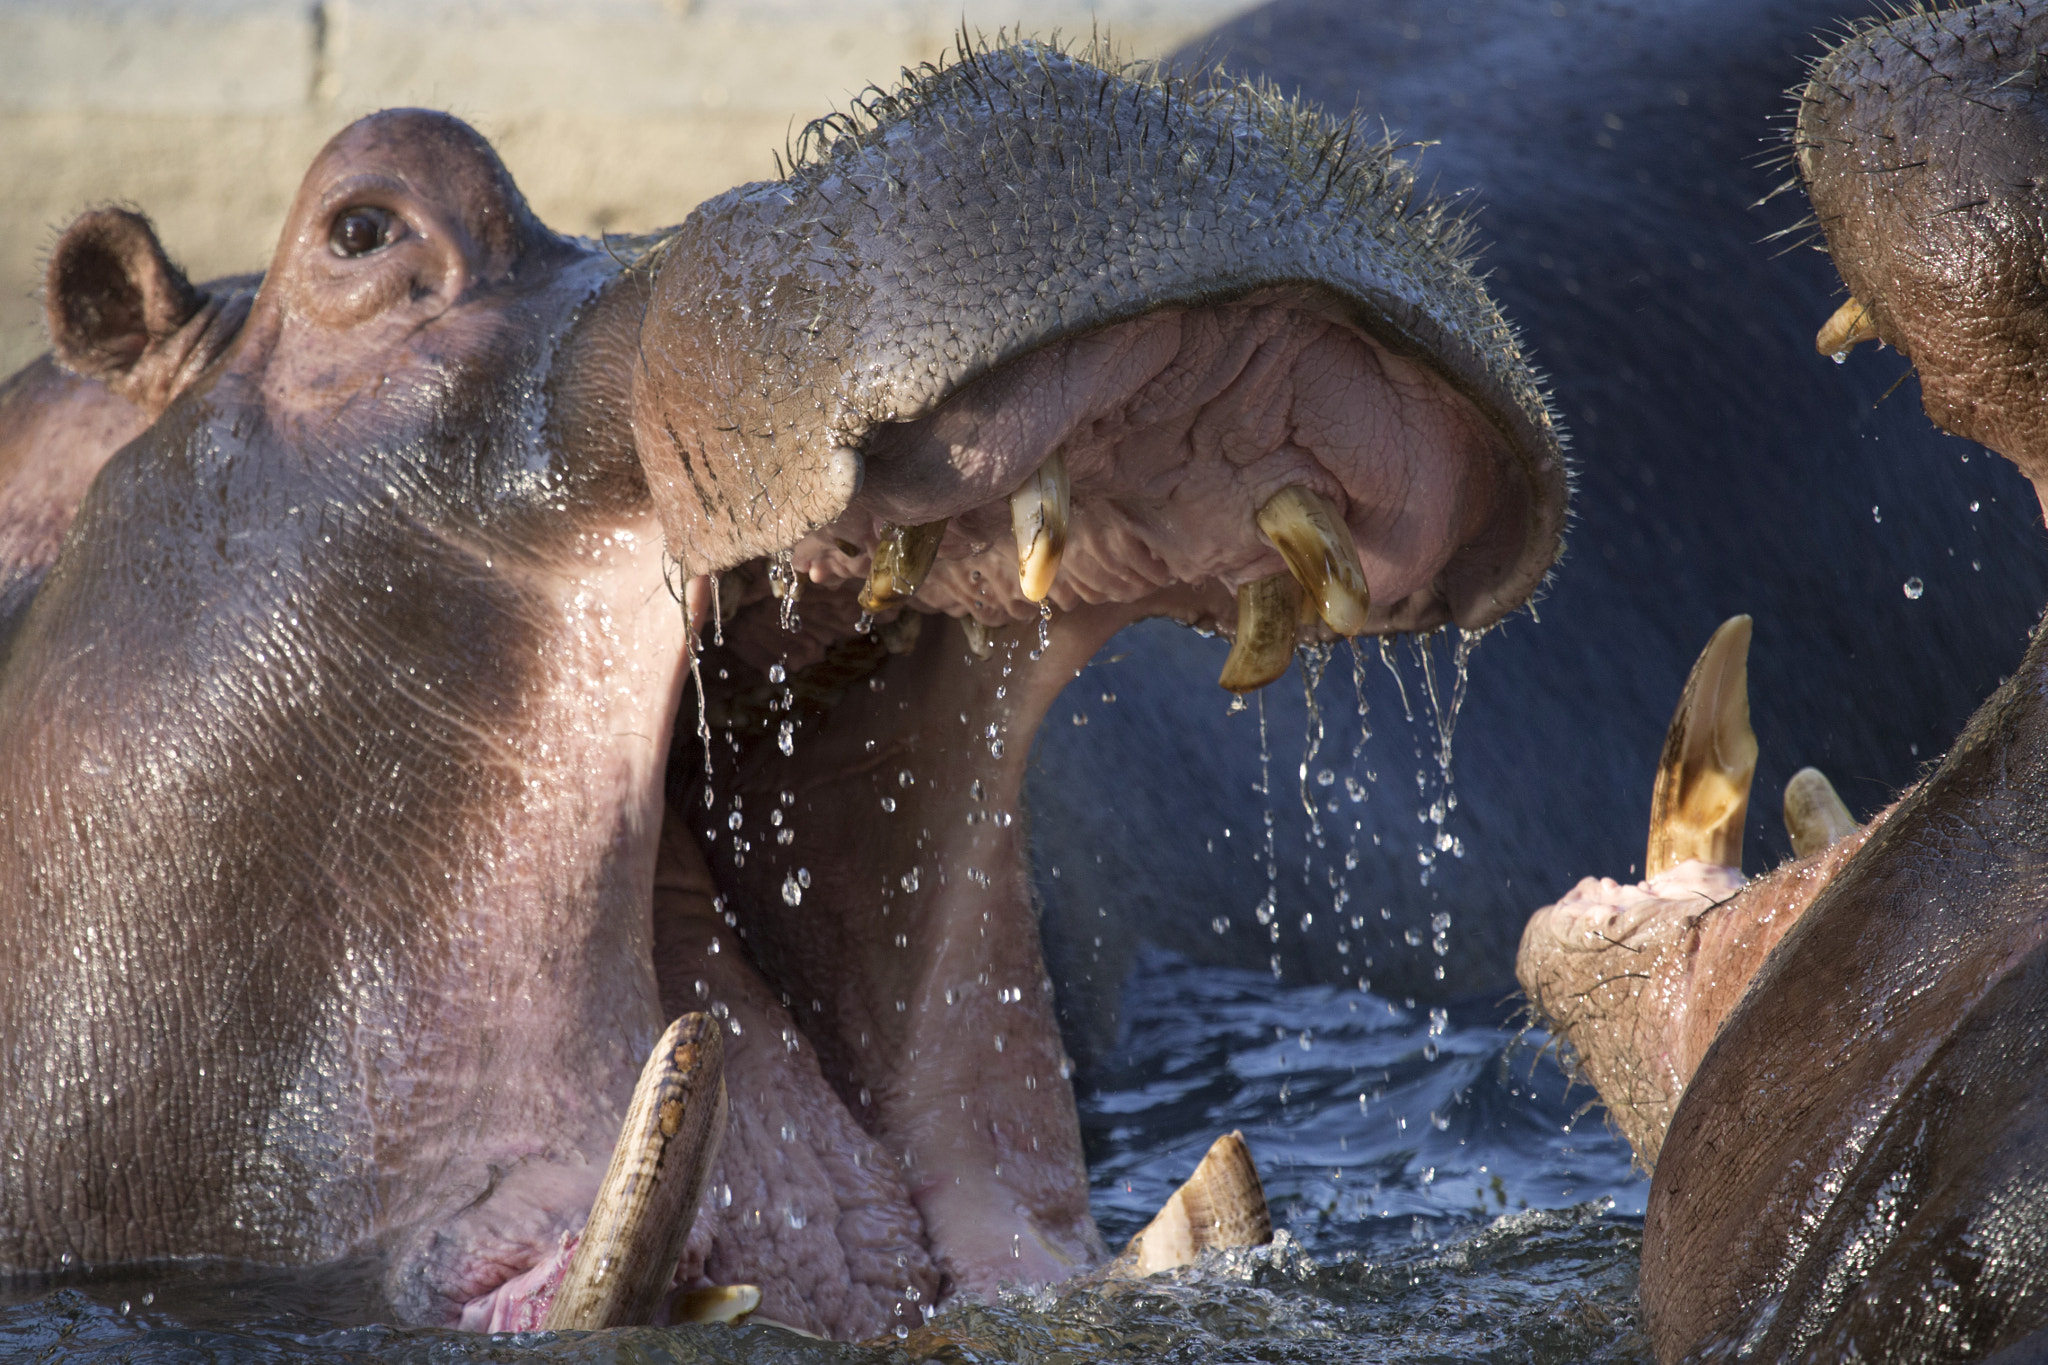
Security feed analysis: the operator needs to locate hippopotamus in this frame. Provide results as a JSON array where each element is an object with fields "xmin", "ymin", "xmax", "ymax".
[
  {"xmin": 0, "ymin": 45, "xmax": 1563, "ymax": 1338},
  {"xmin": 1518, "ymin": 2, "xmax": 2048, "ymax": 1357}
]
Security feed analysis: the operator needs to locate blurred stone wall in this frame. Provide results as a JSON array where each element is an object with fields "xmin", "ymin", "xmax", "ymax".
[{"xmin": 0, "ymin": 0, "xmax": 1252, "ymax": 378}]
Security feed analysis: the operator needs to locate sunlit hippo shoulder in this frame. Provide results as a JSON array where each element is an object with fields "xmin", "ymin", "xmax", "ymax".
[{"xmin": 0, "ymin": 40, "xmax": 1561, "ymax": 1340}]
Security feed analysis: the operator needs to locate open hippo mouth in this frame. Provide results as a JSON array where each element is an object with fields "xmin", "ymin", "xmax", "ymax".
[{"xmin": 0, "ymin": 41, "xmax": 1562, "ymax": 1344}]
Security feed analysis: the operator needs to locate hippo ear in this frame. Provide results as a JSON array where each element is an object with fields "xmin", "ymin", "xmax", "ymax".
[{"xmin": 46, "ymin": 208, "xmax": 206, "ymax": 404}]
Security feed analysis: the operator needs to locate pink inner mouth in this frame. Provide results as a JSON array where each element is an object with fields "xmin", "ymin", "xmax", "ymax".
[{"xmin": 794, "ymin": 290, "xmax": 1520, "ymax": 638}]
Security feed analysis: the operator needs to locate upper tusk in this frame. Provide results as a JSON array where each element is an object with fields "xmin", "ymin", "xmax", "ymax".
[
  {"xmin": 1783, "ymin": 766, "xmax": 1858, "ymax": 858},
  {"xmin": 541, "ymin": 1014, "xmax": 729, "ymax": 1330},
  {"xmin": 1645, "ymin": 615, "xmax": 1758, "ymax": 879},
  {"xmin": 1255, "ymin": 486, "xmax": 1371, "ymax": 636},
  {"xmin": 858, "ymin": 520, "xmax": 948, "ymax": 613},
  {"xmin": 1117, "ymin": 1130, "xmax": 1272, "ymax": 1277},
  {"xmin": 1217, "ymin": 572, "xmax": 1303, "ymax": 693},
  {"xmin": 1011, "ymin": 450, "xmax": 1071, "ymax": 602},
  {"xmin": 1817, "ymin": 296, "xmax": 1879, "ymax": 357}
]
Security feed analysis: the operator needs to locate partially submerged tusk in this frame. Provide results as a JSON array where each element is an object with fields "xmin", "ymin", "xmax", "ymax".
[
  {"xmin": 1011, "ymin": 450, "xmax": 1071, "ymax": 602},
  {"xmin": 1817, "ymin": 296, "xmax": 1879, "ymax": 357},
  {"xmin": 1645, "ymin": 615, "xmax": 1758, "ymax": 878},
  {"xmin": 1217, "ymin": 573, "xmax": 1303, "ymax": 693},
  {"xmin": 674, "ymin": 1283, "xmax": 761, "ymax": 1325},
  {"xmin": 858, "ymin": 520, "xmax": 948, "ymax": 613},
  {"xmin": 1783, "ymin": 766, "xmax": 1858, "ymax": 858},
  {"xmin": 1119, "ymin": 1131, "xmax": 1271, "ymax": 1276},
  {"xmin": 1256, "ymin": 485, "xmax": 1371, "ymax": 636},
  {"xmin": 542, "ymin": 1014, "xmax": 729, "ymax": 1330}
]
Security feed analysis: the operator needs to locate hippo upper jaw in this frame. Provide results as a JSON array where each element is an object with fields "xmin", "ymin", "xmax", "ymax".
[
  {"xmin": 1796, "ymin": 2, "xmax": 2048, "ymax": 500},
  {"xmin": 630, "ymin": 42, "xmax": 1566, "ymax": 637}
]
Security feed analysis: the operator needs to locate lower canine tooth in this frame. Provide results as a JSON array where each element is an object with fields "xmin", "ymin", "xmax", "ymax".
[
  {"xmin": 1217, "ymin": 573, "xmax": 1302, "ymax": 693},
  {"xmin": 858, "ymin": 520, "xmax": 948, "ymax": 613},
  {"xmin": 1784, "ymin": 766, "xmax": 1857, "ymax": 857},
  {"xmin": 1817, "ymin": 296, "xmax": 1879, "ymax": 356},
  {"xmin": 1011, "ymin": 450, "xmax": 1071, "ymax": 602},
  {"xmin": 541, "ymin": 1014, "xmax": 729, "ymax": 1330},
  {"xmin": 675, "ymin": 1283, "xmax": 762, "ymax": 1325},
  {"xmin": 1255, "ymin": 486, "xmax": 1371, "ymax": 636},
  {"xmin": 1645, "ymin": 615, "xmax": 1758, "ymax": 878},
  {"xmin": 1119, "ymin": 1130, "xmax": 1271, "ymax": 1276}
]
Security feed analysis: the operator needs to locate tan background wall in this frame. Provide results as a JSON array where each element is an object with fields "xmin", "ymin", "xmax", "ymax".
[{"xmin": 1, "ymin": 0, "xmax": 1252, "ymax": 378}]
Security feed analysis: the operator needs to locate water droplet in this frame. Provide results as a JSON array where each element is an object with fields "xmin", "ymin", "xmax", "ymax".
[
  {"xmin": 900, "ymin": 868, "xmax": 920, "ymax": 893},
  {"xmin": 880, "ymin": 795, "xmax": 897, "ymax": 812},
  {"xmin": 718, "ymin": 1182, "xmax": 733, "ymax": 1208},
  {"xmin": 777, "ymin": 720, "xmax": 795, "ymax": 755},
  {"xmin": 1345, "ymin": 775, "xmax": 1367, "ymax": 803},
  {"xmin": 1904, "ymin": 577, "xmax": 1925, "ymax": 600},
  {"xmin": 1971, "ymin": 500, "xmax": 1981, "ymax": 513},
  {"xmin": 1212, "ymin": 915, "xmax": 1229, "ymax": 934},
  {"xmin": 1831, "ymin": 349, "xmax": 1849, "ymax": 364},
  {"xmin": 768, "ymin": 663, "xmax": 786, "ymax": 683},
  {"xmin": 781, "ymin": 874, "xmax": 804, "ymax": 906},
  {"xmin": 1316, "ymin": 767, "xmax": 1336, "ymax": 787},
  {"xmin": 988, "ymin": 738, "xmax": 1005, "ymax": 759},
  {"xmin": 727, "ymin": 810, "xmax": 743, "ymax": 830},
  {"xmin": 859, "ymin": 1087, "xmax": 873, "ymax": 1107},
  {"xmin": 781, "ymin": 1122, "xmax": 795, "ymax": 1142},
  {"xmin": 1872, "ymin": 505, "xmax": 1882, "ymax": 523},
  {"xmin": 120, "ymin": 1301, "xmax": 130, "ymax": 1316},
  {"xmin": 898, "ymin": 769, "xmax": 915, "ymax": 787}
]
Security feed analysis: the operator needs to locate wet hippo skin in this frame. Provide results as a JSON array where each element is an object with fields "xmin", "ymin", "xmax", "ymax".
[{"xmin": 0, "ymin": 49, "xmax": 1564, "ymax": 1338}]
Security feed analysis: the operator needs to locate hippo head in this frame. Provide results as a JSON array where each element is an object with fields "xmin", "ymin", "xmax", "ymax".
[
  {"xmin": 1504, "ymin": 10, "xmax": 2048, "ymax": 1359},
  {"xmin": 0, "ymin": 44, "xmax": 1563, "ymax": 1338},
  {"xmin": 1796, "ymin": 1, "xmax": 2048, "ymax": 501}
]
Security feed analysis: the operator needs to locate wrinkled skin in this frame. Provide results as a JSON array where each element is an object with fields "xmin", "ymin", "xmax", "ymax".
[
  {"xmin": 0, "ymin": 47, "xmax": 1564, "ymax": 1339},
  {"xmin": 1518, "ymin": 3, "xmax": 2048, "ymax": 1359}
]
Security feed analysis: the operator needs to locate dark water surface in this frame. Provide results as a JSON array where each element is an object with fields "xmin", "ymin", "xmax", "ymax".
[{"xmin": 0, "ymin": 955, "xmax": 1648, "ymax": 1363}]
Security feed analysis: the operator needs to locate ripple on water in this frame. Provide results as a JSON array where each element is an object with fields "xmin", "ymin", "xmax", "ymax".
[{"xmin": 0, "ymin": 954, "xmax": 1650, "ymax": 1363}]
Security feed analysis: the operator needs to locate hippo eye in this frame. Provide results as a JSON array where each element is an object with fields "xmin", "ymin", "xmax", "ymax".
[{"xmin": 329, "ymin": 206, "xmax": 397, "ymax": 258}]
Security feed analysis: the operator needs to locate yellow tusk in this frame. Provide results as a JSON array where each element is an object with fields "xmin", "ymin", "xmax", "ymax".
[
  {"xmin": 1217, "ymin": 573, "xmax": 1302, "ymax": 693},
  {"xmin": 1255, "ymin": 485, "xmax": 1372, "ymax": 636},
  {"xmin": 1645, "ymin": 615, "xmax": 1758, "ymax": 878}
]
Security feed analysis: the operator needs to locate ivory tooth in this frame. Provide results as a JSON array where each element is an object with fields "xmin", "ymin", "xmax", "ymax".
[
  {"xmin": 858, "ymin": 520, "xmax": 948, "ymax": 613},
  {"xmin": 1119, "ymin": 1131, "xmax": 1271, "ymax": 1277},
  {"xmin": 1217, "ymin": 573, "xmax": 1303, "ymax": 693},
  {"xmin": 1010, "ymin": 450, "xmax": 1071, "ymax": 602},
  {"xmin": 1645, "ymin": 615, "xmax": 1758, "ymax": 879},
  {"xmin": 1784, "ymin": 766, "xmax": 1858, "ymax": 858},
  {"xmin": 1817, "ymin": 297, "xmax": 1879, "ymax": 357},
  {"xmin": 675, "ymin": 1284, "xmax": 761, "ymax": 1325},
  {"xmin": 960, "ymin": 615, "xmax": 994, "ymax": 660},
  {"xmin": 1255, "ymin": 486, "xmax": 1371, "ymax": 636},
  {"xmin": 542, "ymin": 1014, "xmax": 729, "ymax": 1330}
]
